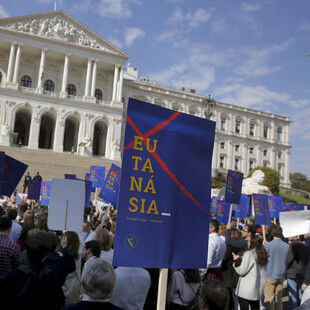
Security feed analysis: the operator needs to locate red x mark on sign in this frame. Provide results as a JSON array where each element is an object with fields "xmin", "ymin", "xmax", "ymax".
[
  {"xmin": 254, "ymin": 195, "xmax": 268, "ymax": 213},
  {"xmin": 42, "ymin": 181, "xmax": 51, "ymax": 193},
  {"xmin": 268, "ymin": 196, "xmax": 281, "ymax": 210},
  {"xmin": 90, "ymin": 166, "xmax": 104, "ymax": 181},
  {"xmin": 227, "ymin": 172, "xmax": 241, "ymax": 194},
  {"xmin": 124, "ymin": 112, "xmax": 203, "ymax": 209},
  {"xmin": 109, "ymin": 166, "xmax": 121, "ymax": 187},
  {"xmin": 3, "ymin": 159, "xmax": 18, "ymax": 184}
]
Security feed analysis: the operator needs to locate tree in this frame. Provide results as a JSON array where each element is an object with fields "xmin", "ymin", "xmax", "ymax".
[
  {"xmin": 247, "ymin": 166, "xmax": 280, "ymax": 195},
  {"xmin": 290, "ymin": 172, "xmax": 310, "ymax": 192}
]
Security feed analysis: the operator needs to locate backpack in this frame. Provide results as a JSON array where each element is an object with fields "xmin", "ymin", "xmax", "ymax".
[
  {"xmin": 177, "ymin": 271, "xmax": 201, "ymax": 310},
  {"xmin": 13, "ymin": 264, "xmax": 53, "ymax": 305}
]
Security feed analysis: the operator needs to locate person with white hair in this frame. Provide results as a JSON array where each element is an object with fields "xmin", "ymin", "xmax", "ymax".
[{"xmin": 60, "ymin": 259, "xmax": 123, "ymax": 309}]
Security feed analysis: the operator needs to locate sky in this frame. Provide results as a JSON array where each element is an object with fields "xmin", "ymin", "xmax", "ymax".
[{"xmin": 1, "ymin": 0, "xmax": 310, "ymax": 179}]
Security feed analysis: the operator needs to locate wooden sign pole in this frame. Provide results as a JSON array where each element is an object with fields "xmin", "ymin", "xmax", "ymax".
[{"xmin": 156, "ymin": 268, "xmax": 168, "ymax": 310}]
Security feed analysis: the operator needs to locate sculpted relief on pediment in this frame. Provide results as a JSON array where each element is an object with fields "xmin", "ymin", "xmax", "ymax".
[{"xmin": 2, "ymin": 16, "xmax": 115, "ymax": 54}]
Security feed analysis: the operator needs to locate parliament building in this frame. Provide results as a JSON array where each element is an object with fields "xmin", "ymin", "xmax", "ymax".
[{"xmin": 0, "ymin": 11, "xmax": 291, "ymax": 187}]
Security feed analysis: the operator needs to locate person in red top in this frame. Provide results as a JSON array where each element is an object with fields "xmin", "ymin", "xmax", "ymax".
[{"xmin": 0, "ymin": 216, "xmax": 21, "ymax": 281}]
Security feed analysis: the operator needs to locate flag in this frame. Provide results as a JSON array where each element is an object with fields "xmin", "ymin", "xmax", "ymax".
[
  {"xmin": 211, "ymin": 196, "xmax": 218, "ymax": 212},
  {"xmin": 1, "ymin": 154, "xmax": 28, "ymax": 197},
  {"xmin": 113, "ymin": 98, "xmax": 215, "ymax": 268},
  {"xmin": 40, "ymin": 181, "xmax": 51, "ymax": 206},
  {"xmin": 90, "ymin": 166, "xmax": 106, "ymax": 188},
  {"xmin": 28, "ymin": 180, "xmax": 42, "ymax": 200},
  {"xmin": 225, "ymin": 170, "xmax": 243, "ymax": 204},
  {"xmin": 282, "ymin": 203, "xmax": 306, "ymax": 212},
  {"xmin": 65, "ymin": 174, "xmax": 76, "ymax": 179},
  {"xmin": 232, "ymin": 194, "xmax": 250, "ymax": 219},
  {"xmin": 99, "ymin": 163, "xmax": 121, "ymax": 206},
  {"xmin": 268, "ymin": 195, "xmax": 283, "ymax": 218},
  {"xmin": 253, "ymin": 194, "xmax": 271, "ymax": 225},
  {"xmin": 216, "ymin": 200, "xmax": 231, "ymax": 224}
]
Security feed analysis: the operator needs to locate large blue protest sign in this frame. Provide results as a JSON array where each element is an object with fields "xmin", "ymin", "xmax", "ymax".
[
  {"xmin": 268, "ymin": 195, "xmax": 283, "ymax": 218},
  {"xmin": 216, "ymin": 200, "xmax": 231, "ymax": 224},
  {"xmin": 41, "ymin": 181, "xmax": 51, "ymax": 206},
  {"xmin": 1, "ymin": 154, "xmax": 28, "ymax": 197},
  {"xmin": 282, "ymin": 203, "xmax": 306, "ymax": 212},
  {"xmin": 225, "ymin": 170, "xmax": 243, "ymax": 204},
  {"xmin": 253, "ymin": 194, "xmax": 271, "ymax": 225},
  {"xmin": 90, "ymin": 166, "xmax": 106, "ymax": 188},
  {"xmin": 99, "ymin": 163, "xmax": 121, "ymax": 206},
  {"xmin": 28, "ymin": 180, "xmax": 42, "ymax": 200},
  {"xmin": 113, "ymin": 98, "xmax": 215, "ymax": 269},
  {"xmin": 232, "ymin": 194, "xmax": 250, "ymax": 219}
]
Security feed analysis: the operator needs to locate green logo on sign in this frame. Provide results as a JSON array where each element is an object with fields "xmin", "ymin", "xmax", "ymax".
[{"xmin": 124, "ymin": 234, "xmax": 137, "ymax": 249}]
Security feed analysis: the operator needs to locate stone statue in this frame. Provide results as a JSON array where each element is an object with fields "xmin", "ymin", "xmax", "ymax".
[{"xmin": 242, "ymin": 169, "xmax": 271, "ymax": 195}]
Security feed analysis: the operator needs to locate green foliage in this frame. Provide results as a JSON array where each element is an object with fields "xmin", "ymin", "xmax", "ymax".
[
  {"xmin": 280, "ymin": 192, "xmax": 310, "ymax": 205},
  {"xmin": 248, "ymin": 166, "xmax": 280, "ymax": 195},
  {"xmin": 212, "ymin": 174, "xmax": 226, "ymax": 189},
  {"xmin": 290, "ymin": 172, "xmax": 310, "ymax": 192}
]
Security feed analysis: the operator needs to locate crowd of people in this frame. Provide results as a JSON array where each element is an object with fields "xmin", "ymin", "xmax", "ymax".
[{"xmin": 0, "ymin": 192, "xmax": 310, "ymax": 310}]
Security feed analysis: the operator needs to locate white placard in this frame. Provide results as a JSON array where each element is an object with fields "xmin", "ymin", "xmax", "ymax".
[
  {"xmin": 279, "ymin": 210, "xmax": 310, "ymax": 237},
  {"xmin": 48, "ymin": 178, "xmax": 85, "ymax": 232}
]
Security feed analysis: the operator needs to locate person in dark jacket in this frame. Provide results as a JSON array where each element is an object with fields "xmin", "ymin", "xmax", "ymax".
[
  {"xmin": 286, "ymin": 236, "xmax": 309, "ymax": 309},
  {"xmin": 0, "ymin": 231, "xmax": 66, "ymax": 310}
]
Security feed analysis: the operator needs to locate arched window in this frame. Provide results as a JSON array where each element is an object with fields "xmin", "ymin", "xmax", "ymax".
[
  {"xmin": 66, "ymin": 84, "xmax": 76, "ymax": 96},
  {"xmin": 44, "ymin": 80, "xmax": 55, "ymax": 92},
  {"xmin": 0, "ymin": 71, "xmax": 2, "ymax": 83},
  {"xmin": 21, "ymin": 75, "xmax": 32, "ymax": 88},
  {"xmin": 95, "ymin": 89, "xmax": 103, "ymax": 101}
]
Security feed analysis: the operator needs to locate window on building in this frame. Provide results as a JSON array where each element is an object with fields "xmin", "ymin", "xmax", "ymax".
[
  {"xmin": 220, "ymin": 156, "xmax": 224, "ymax": 168},
  {"xmin": 0, "ymin": 71, "xmax": 2, "ymax": 83},
  {"xmin": 250, "ymin": 123, "xmax": 255, "ymax": 136},
  {"xmin": 263, "ymin": 161, "xmax": 268, "ymax": 167},
  {"xmin": 263, "ymin": 149, "xmax": 267, "ymax": 156},
  {"xmin": 264, "ymin": 126, "xmax": 268, "ymax": 139},
  {"xmin": 249, "ymin": 147, "xmax": 254, "ymax": 154},
  {"xmin": 95, "ymin": 89, "xmax": 103, "ymax": 101},
  {"xmin": 235, "ymin": 158, "xmax": 240, "ymax": 170},
  {"xmin": 220, "ymin": 142, "xmax": 225, "ymax": 149},
  {"xmin": 235, "ymin": 120, "xmax": 241, "ymax": 134},
  {"xmin": 66, "ymin": 84, "xmax": 76, "ymax": 96},
  {"xmin": 278, "ymin": 151, "xmax": 282, "ymax": 159},
  {"xmin": 235, "ymin": 144, "xmax": 240, "ymax": 152},
  {"xmin": 44, "ymin": 80, "xmax": 55, "ymax": 92},
  {"xmin": 249, "ymin": 160, "xmax": 254, "ymax": 171},
  {"xmin": 277, "ymin": 127, "xmax": 282, "ymax": 141},
  {"xmin": 221, "ymin": 118, "xmax": 226, "ymax": 131},
  {"xmin": 20, "ymin": 75, "xmax": 32, "ymax": 88}
]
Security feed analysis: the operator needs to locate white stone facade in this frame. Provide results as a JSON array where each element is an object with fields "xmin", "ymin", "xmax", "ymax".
[{"xmin": 0, "ymin": 11, "xmax": 291, "ymax": 187}]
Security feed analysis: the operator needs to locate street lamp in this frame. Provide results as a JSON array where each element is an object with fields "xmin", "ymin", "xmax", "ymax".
[{"xmin": 203, "ymin": 94, "xmax": 216, "ymax": 120}]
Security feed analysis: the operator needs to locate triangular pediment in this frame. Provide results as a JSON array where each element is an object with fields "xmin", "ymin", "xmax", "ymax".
[{"xmin": 0, "ymin": 11, "xmax": 129, "ymax": 59}]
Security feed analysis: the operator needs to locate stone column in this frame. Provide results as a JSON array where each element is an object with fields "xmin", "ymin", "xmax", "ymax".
[
  {"xmin": 53, "ymin": 118, "xmax": 66, "ymax": 152},
  {"xmin": 12, "ymin": 44, "xmax": 23, "ymax": 83},
  {"xmin": 284, "ymin": 149, "xmax": 291, "ymax": 186},
  {"xmin": 257, "ymin": 146, "xmax": 262, "ymax": 167},
  {"xmin": 90, "ymin": 60, "xmax": 98, "ymax": 97},
  {"xmin": 84, "ymin": 58, "xmax": 92, "ymax": 97},
  {"xmin": 212, "ymin": 139, "xmax": 218, "ymax": 171},
  {"xmin": 61, "ymin": 53, "xmax": 71, "ymax": 96},
  {"xmin": 243, "ymin": 142, "xmax": 248, "ymax": 173},
  {"xmin": 112, "ymin": 65, "xmax": 120, "ymax": 101},
  {"xmin": 7, "ymin": 42, "xmax": 17, "ymax": 82},
  {"xmin": 270, "ymin": 146, "xmax": 276, "ymax": 170},
  {"xmin": 28, "ymin": 114, "xmax": 41, "ymax": 149},
  {"xmin": 228, "ymin": 141, "xmax": 234, "ymax": 170},
  {"xmin": 117, "ymin": 66, "xmax": 124, "ymax": 102},
  {"xmin": 37, "ymin": 49, "xmax": 47, "ymax": 91}
]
